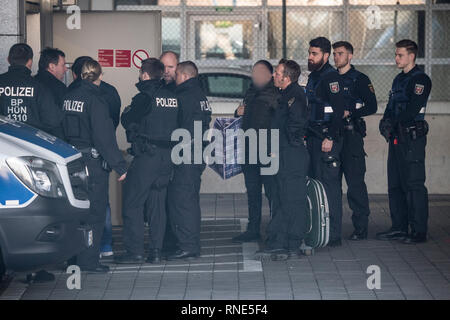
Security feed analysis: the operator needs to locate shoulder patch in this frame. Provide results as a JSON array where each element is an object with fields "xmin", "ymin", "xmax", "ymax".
[
  {"xmin": 329, "ymin": 82, "xmax": 340, "ymax": 94},
  {"xmin": 288, "ymin": 97, "xmax": 295, "ymax": 107},
  {"xmin": 368, "ymin": 83, "xmax": 375, "ymax": 94},
  {"xmin": 414, "ymin": 84, "xmax": 424, "ymax": 95}
]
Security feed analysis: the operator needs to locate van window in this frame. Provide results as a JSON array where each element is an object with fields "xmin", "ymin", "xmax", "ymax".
[{"xmin": 199, "ymin": 73, "xmax": 252, "ymax": 99}]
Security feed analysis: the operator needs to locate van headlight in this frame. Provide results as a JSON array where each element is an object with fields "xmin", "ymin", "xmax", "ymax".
[{"xmin": 6, "ymin": 156, "xmax": 66, "ymax": 198}]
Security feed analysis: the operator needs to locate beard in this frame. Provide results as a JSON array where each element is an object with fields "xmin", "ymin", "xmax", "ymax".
[{"xmin": 308, "ymin": 57, "xmax": 325, "ymax": 72}]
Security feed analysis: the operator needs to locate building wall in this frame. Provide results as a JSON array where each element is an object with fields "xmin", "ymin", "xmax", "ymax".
[{"xmin": 0, "ymin": 0, "xmax": 22, "ymax": 74}]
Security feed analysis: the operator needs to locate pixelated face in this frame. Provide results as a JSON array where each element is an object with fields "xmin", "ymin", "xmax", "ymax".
[
  {"xmin": 395, "ymin": 47, "xmax": 415, "ymax": 69},
  {"xmin": 50, "ymin": 55, "xmax": 68, "ymax": 81},
  {"xmin": 160, "ymin": 53, "xmax": 178, "ymax": 84},
  {"xmin": 252, "ymin": 63, "xmax": 272, "ymax": 88},
  {"xmin": 273, "ymin": 64, "xmax": 287, "ymax": 89},
  {"xmin": 333, "ymin": 46, "xmax": 352, "ymax": 69},
  {"xmin": 308, "ymin": 47, "xmax": 326, "ymax": 72}
]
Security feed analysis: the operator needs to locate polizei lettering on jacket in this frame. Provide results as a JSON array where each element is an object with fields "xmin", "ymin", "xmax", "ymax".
[
  {"xmin": 155, "ymin": 97, "xmax": 178, "ymax": 108},
  {"xmin": 0, "ymin": 86, "xmax": 34, "ymax": 97},
  {"xmin": 63, "ymin": 100, "xmax": 85, "ymax": 113}
]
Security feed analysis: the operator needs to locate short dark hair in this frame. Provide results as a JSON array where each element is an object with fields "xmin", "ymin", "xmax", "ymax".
[
  {"xmin": 141, "ymin": 58, "xmax": 164, "ymax": 80},
  {"xmin": 254, "ymin": 60, "xmax": 273, "ymax": 74},
  {"xmin": 396, "ymin": 39, "xmax": 418, "ymax": 61},
  {"xmin": 8, "ymin": 43, "xmax": 33, "ymax": 66},
  {"xmin": 332, "ymin": 41, "xmax": 354, "ymax": 54},
  {"xmin": 159, "ymin": 50, "xmax": 180, "ymax": 63},
  {"xmin": 38, "ymin": 47, "xmax": 65, "ymax": 71},
  {"xmin": 278, "ymin": 59, "xmax": 301, "ymax": 83},
  {"xmin": 177, "ymin": 61, "xmax": 198, "ymax": 78},
  {"xmin": 309, "ymin": 37, "xmax": 331, "ymax": 54},
  {"xmin": 72, "ymin": 56, "xmax": 94, "ymax": 79}
]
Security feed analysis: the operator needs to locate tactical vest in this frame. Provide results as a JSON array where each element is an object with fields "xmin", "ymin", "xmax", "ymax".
[
  {"xmin": 62, "ymin": 95, "xmax": 94, "ymax": 149},
  {"xmin": 386, "ymin": 68, "xmax": 427, "ymax": 121},
  {"xmin": 341, "ymin": 68, "xmax": 364, "ymax": 116},
  {"xmin": 139, "ymin": 89, "xmax": 179, "ymax": 143},
  {"xmin": 306, "ymin": 66, "xmax": 337, "ymax": 123}
]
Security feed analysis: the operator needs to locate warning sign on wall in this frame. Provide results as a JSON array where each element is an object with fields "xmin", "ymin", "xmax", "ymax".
[
  {"xmin": 132, "ymin": 50, "xmax": 150, "ymax": 69},
  {"xmin": 115, "ymin": 50, "xmax": 131, "ymax": 68},
  {"xmin": 98, "ymin": 49, "xmax": 114, "ymax": 67}
]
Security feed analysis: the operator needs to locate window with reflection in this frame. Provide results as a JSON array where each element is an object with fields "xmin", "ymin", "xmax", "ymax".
[
  {"xmin": 348, "ymin": 10, "xmax": 425, "ymax": 60},
  {"xmin": 268, "ymin": 11, "xmax": 344, "ymax": 60}
]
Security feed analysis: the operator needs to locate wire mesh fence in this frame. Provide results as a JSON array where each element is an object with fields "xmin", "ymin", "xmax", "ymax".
[{"xmin": 113, "ymin": 0, "xmax": 450, "ymax": 102}]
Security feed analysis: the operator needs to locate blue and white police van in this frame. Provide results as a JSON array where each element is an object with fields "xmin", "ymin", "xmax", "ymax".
[{"xmin": 0, "ymin": 115, "xmax": 92, "ymax": 276}]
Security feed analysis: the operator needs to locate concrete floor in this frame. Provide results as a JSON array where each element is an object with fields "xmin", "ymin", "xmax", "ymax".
[{"xmin": 1, "ymin": 194, "xmax": 449, "ymax": 300}]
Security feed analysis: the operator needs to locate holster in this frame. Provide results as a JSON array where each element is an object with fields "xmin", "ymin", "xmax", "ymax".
[{"xmin": 397, "ymin": 120, "xmax": 429, "ymax": 143}]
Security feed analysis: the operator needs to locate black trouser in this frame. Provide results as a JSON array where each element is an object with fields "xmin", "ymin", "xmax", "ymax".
[
  {"xmin": 77, "ymin": 156, "xmax": 109, "ymax": 269},
  {"xmin": 168, "ymin": 163, "xmax": 205, "ymax": 254},
  {"xmin": 387, "ymin": 135, "xmax": 428, "ymax": 234},
  {"xmin": 307, "ymin": 135, "xmax": 343, "ymax": 242},
  {"xmin": 340, "ymin": 128, "xmax": 370, "ymax": 233},
  {"xmin": 122, "ymin": 148, "xmax": 173, "ymax": 255},
  {"xmin": 144, "ymin": 191, "xmax": 178, "ymax": 252},
  {"xmin": 266, "ymin": 144, "xmax": 309, "ymax": 250},
  {"xmin": 242, "ymin": 164, "xmax": 277, "ymax": 234}
]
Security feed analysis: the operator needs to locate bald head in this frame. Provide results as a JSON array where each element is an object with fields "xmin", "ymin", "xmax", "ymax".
[
  {"xmin": 160, "ymin": 51, "xmax": 179, "ymax": 84},
  {"xmin": 175, "ymin": 61, "xmax": 198, "ymax": 86}
]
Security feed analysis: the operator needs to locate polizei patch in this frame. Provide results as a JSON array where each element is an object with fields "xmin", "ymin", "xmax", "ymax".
[
  {"xmin": 329, "ymin": 82, "xmax": 340, "ymax": 93},
  {"xmin": 415, "ymin": 84, "xmax": 424, "ymax": 95}
]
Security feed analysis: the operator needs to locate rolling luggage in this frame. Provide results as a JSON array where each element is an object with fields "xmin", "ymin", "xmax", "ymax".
[{"xmin": 300, "ymin": 178, "xmax": 330, "ymax": 255}]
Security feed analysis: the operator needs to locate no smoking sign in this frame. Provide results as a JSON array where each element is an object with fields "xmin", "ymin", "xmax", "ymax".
[{"xmin": 132, "ymin": 49, "xmax": 150, "ymax": 69}]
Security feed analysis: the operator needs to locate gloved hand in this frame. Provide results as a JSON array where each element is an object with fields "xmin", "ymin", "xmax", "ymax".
[{"xmin": 379, "ymin": 118, "xmax": 393, "ymax": 142}]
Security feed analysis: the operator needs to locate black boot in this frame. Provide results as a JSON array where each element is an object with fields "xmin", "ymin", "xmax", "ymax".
[
  {"xmin": 146, "ymin": 249, "xmax": 162, "ymax": 264},
  {"xmin": 348, "ymin": 229, "xmax": 368, "ymax": 241},
  {"xmin": 402, "ymin": 233, "xmax": 427, "ymax": 244},
  {"xmin": 376, "ymin": 229, "xmax": 407, "ymax": 241},
  {"xmin": 114, "ymin": 252, "xmax": 145, "ymax": 264},
  {"xmin": 232, "ymin": 230, "xmax": 260, "ymax": 243},
  {"xmin": 167, "ymin": 250, "xmax": 199, "ymax": 260}
]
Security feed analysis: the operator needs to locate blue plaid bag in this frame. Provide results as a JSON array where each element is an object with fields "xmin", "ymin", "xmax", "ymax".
[{"xmin": 209, "ymin": 117, "xmax": 244, "ymax": 180}]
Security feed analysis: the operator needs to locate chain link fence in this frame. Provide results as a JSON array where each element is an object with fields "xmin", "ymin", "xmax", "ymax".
[{"xmin": 113, "ymin": 0, "xmax": 450, "ymax": 103}]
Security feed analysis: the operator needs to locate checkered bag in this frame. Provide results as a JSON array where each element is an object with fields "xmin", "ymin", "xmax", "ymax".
[{"xmin": 209, "ymin": 117, "xmax": 244, "ymax": 180}]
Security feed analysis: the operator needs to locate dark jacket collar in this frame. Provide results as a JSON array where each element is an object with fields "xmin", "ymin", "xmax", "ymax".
[
  {"xmin": 402, "ymin": 64, "xmax": 420, "ymax": 76},
  {"xmin": 310, "ymin": 61, "xmax": 334, "ymax": 78},
  {"xmin": 37, "ymin": 69, "xmax": 59, "ymax": 82},
  {"xmin": 135, "ymin": 79, "xmax": 163, "ymax": 96},
  {"xmin": 8, "ymin": 65, "xmax": 32, "ymax": 76},
  {"xmin": 80, "ymin": 79, "xmax": 101, "ymax": 93},
  {"xmin": 175, "ymin": 77, "xmax": 201, "ymax": 92}
]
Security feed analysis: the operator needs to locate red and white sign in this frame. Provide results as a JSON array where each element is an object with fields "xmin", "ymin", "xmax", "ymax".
[
  {"xmin": 132, "ymin": 49, "xmax": 150, "ymax": 69},
  {"xmin": 115, "ymin": 50, "xmax": 131, "ymax": 68},
  {"xmin": 98, "ymin": 49, "xmax": 114, "ymax": 67}
]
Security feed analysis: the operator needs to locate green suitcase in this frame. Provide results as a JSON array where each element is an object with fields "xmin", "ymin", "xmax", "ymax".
[{"xmin": 301, "ymin": 178, "xmax": 330, "ymax": 255}]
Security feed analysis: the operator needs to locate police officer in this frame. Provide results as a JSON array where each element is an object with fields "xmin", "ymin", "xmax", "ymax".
[
  {"xmin": 377, "ymin": 39, "xmax": 432, "ymax": 244},
  {"xmin": 167, "ymin": 61, "xmax": 211, "ymax": 260},
  {"xmin": 332, "ymin": 41, "xmax": 378, "ymax": 240},
  {"xmin": 70, "ymin": 56, "xmax": 121, "ymax": 128},
  {"xmin": 34, "ymin": 48, "xmax": 68, "ymax": 138},
  {"xmin": 258, "ymin": 59, "xmax": 309, "ymax": 261},
  {"xmin": 115, "ymin": 58, "xmax": 179, "ymax": 264},
  {"xmin": 0, "ymin": 43, "xmax": 61, "ymax": 134},
  {"xmin": 61, "ymin": 59, "xmax": 127, "ymax": 273},
  {"xmin": 232, "ymin": 60, "xmax": 280, "ymax": 243},
  {"xmin": 305, "ymin": 37, "xmax": 346, "ymax": 247},
  {"xmin": 70, "ymin": 56, "xmax": 122, "ymax": 259},
  {"xmin": 152, "ymin": 51, "xmax": 180, "ymax": 256}
]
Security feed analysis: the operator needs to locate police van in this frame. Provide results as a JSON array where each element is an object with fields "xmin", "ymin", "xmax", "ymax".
[{"xmin": 0, "ymin": 116, "xmax": 92, "ymax": 277}]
